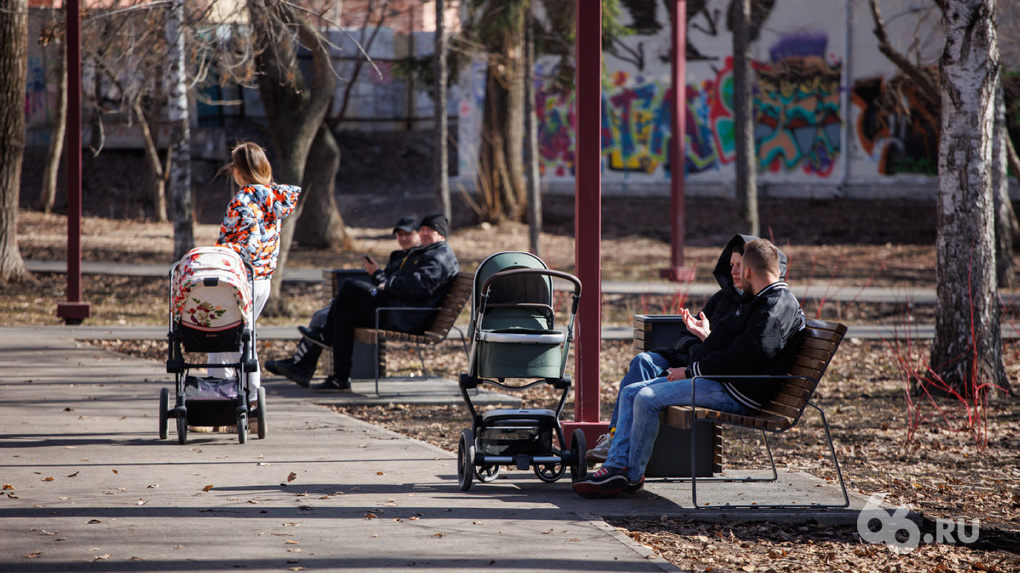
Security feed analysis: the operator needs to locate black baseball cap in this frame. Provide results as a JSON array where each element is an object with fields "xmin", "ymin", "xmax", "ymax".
[{"xmin": 392, "ymin": 216, "xmax": 418, "ymax": 234}]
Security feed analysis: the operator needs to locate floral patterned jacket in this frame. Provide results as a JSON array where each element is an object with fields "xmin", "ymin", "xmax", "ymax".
[{"xmin": 217, "ymin": 182, "xmax": 301, "ymax": 280}]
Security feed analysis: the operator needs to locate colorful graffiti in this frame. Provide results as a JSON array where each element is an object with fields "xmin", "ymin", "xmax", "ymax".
[
  {"xmin": 753, "ymin": 34, "xmax": 842, "ymax": 177},
  {"xmin": 851, "ymin": 74, "xmax": 940, "ymax": 175},
  {"xmin": 533, "ymin": 33, "xmax": 844, "ymax": 180}
]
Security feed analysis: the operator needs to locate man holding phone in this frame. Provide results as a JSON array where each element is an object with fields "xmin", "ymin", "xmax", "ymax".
[
  {"xmin": 305, "ymin": 213, "xmax": 459, "ymax": 392},
  {"xmin": 265, "ymin": 216, "xmax": 422, "ymax": 387}
]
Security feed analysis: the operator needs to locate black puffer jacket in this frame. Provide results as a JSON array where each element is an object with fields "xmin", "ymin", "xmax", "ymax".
[
  {"xmin": 687, "ymin": 281, "xmax": 805, "ymax": 409},
  {"xmin": 651, "ymin": 234, "xmax": 789, "ymax": 367},
  {"xmin": 371, "ymin": 248, "xmax": 414, "ymax": 285},
  {"xmin": 382, "ymin": 241, "xmax": 460, "ymax": 334}
]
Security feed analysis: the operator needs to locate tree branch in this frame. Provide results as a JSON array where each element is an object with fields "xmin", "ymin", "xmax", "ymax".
[{"xmin": 867, "ymin": 0, "xmax": 940, "ymax": 105}]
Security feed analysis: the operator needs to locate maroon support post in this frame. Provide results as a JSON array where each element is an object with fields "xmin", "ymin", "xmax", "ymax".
[
  {"xmin": 56, "ymin": 0, "xmax": 91, "ymax": 324},
  {"xmin": 561, "ymin": 0, "xmax": 608, "ymax": 445},
  {"xmin": 662, "ymin": 0, "xmax": 695, "ymax": 282}
]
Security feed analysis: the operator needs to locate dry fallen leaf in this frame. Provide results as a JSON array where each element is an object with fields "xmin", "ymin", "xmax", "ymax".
[
  {"xmin": 202, "ymin": 485, "xmax": 214, "ymax": 492},
  {"xmin": 3, "ymin": 484, "xmax": 13, "ymax": 490},
  {"xmin": 111, "ymin": 469, "xmax": 118, "ymax": 474},
  {"xmin": 67, "ymin": 471, "xmax": 79, "ymax": 478},
  {"xmin": 23, "ymin": 551, "xmax": 43, "ymax": 559},
  {"xmin": 42, "ymin": 477, "xmax": 54, "ymax": 482},
  {"xmin": 365, "ymin": 512, "xmax": 378, "ymax": 519},
  {"xmin": 287, "ymin": 472, "xmax": 297, "ymax": 482}
]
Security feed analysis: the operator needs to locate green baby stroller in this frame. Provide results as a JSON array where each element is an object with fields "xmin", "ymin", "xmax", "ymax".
[{"xmin": 457, "ymin": 252, "xmax": 586, "ymax": 490}]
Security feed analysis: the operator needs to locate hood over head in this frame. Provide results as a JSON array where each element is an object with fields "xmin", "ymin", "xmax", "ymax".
[{"xmin": 712, "ymin": 234, "xmax": 788, "ymax": 299}]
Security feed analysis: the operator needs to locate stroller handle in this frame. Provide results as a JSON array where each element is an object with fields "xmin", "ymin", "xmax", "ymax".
[
  {"xmin": 480, "ymin": 268, "xmax": 582, "ymax": 318},
  {"xmin": 479, "ymin": 268, "xmax": 582, "ymax": 297}
]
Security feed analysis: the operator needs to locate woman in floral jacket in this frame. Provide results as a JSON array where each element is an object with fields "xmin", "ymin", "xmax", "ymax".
[{"xmin": 208, "ymin": 141, "xmax": 301, "ymax": 398}]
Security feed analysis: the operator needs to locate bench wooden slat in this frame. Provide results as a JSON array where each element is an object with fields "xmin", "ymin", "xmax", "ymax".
[
  {"xmin": 351, "ymin": 271, "xmax": 472, "ymax": 367},
  {"xmin": 659, "ymin": 319, "xmax": 846, "ymax": 436}
]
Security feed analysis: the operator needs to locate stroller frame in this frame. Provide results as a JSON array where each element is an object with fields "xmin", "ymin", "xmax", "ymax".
[
  {"xmin": 160, "ymin": 249, "xmax": 266, "ymax": 445},
  {"xmin": 456, "ymin": 253, "xmax": 587, "ymax": 490}
]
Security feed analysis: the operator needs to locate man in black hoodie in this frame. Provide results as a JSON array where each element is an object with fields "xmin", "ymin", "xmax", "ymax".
[
  {"xmin": 587, "ymin": 234, "xmax": 789, "ymax": 463},
  {"xmin": 308, "ymin": 214, "xmax": 460, "ymax": 391},
  {"xmin": 574, "ymin": 239, "xmax": 804, "ymax": 499}
]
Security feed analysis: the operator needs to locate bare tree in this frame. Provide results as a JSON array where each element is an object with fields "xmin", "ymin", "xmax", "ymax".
[
  {"xmin": 246, "ymin": 0, "xmax": 336, "ymax": 315},
  {"xmin": 931, "ymin": 0, "xmax": 1009, "ymax": 396},
  {"xmin": 36, "ymin": 15, "xmax": 66, "ymax": 215},
  {"xmin": 868, "ymin": 0, "xmax": 1018, "ymax": 289},
  {"xmin": 729, "ymin": 0, "xmax": 758, "ymax": 236},
  {"xmin": 0, "ymin": 0, "xmax": 31, "ymax": 284},
  {"xmin": 166, "ymin": 0, "xmax": 193, "ymax": 259},
  {"xmin": 435, "ymin": 0, "xmax": 452, "ymax": 224}
]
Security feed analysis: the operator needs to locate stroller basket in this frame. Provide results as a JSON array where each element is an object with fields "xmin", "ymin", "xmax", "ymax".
[{"xmin": 180, "ymin": 321, "xmax": 244, "ymax": 354}]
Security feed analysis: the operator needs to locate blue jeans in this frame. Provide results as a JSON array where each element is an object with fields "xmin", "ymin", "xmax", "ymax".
[
  {"xmin": 609, "ymin": 352, "xmax": 671, "ymax": 429},
  {"xmin": 605, "ymin": 376, "xmax": 748, "ymax": 483}
]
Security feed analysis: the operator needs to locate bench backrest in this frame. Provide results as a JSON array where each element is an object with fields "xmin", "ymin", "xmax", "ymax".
[
  {"xmin": 423, "ymin": 271, "xmax": 473, "ymax": 338},
  {"xmin": 755, "ymin": 318, "xmax": 847, "ymax": 430}
]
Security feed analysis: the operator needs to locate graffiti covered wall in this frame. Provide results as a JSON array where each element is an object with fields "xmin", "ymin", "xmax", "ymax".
[{"xmin": 456, "ymin": 0, "xmax": 959, "ymax": 197}]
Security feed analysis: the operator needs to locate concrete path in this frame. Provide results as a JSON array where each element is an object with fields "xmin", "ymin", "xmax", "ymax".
[{"xmin": 0, "ymin": 327, "xmax": 870, "ymax": 573}]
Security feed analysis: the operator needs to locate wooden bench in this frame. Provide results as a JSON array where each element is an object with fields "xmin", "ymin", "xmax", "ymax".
[
  {"xmin": 351, "ymin": 271, "xmax": 473, "ymax": 395},
  {"xmin": 660, "ymin": 318, "xmax": 850, "ymax": 509}
]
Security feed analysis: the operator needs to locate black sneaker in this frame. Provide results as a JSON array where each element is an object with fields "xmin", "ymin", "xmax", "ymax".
[
  {"xmin": 572, "ymin": 466, "xmax": 630, "ymax": 499},
  {"xmin": 625, "ymin": 475, "xmax": 645, "ymax": 494},
  {"xmin": 299, "ymin": 326, "xmax": 330, "ymax": 349},
  {"xmin": 265, "ymin": 358, "xmax": 312, "ymax": 388},
  {"xmin": 315, "ymin": 375, "xmax": 351, "ymax": 392}
]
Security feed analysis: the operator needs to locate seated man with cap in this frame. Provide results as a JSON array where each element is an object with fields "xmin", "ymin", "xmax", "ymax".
[
  {"xmin": 265, "ymin": 215, "xmax": 422, "ymax": 387},
  {"xmin": 303, "ymin": 214, "xmax": 460, "ymax": 391}
]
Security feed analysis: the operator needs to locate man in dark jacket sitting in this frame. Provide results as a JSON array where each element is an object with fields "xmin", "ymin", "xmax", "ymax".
[
  {"xmin": 266, "ymin": 216, "xmax": 421, "ymax": 387},
  {"xmin": 586, "ymin": 234, "xmax": 790, "ymax": 463},
  {"xmin": 309, "ymin": 214, "xmax": 460, "ymax": 391},
  {"xmin": 574, "ymin": 239, "xmax": 805, "ymax": 498}
]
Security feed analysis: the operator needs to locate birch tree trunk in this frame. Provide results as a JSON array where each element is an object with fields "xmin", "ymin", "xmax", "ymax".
[
  {"xmin": 434, "ymin": 0, "xmax": 451, "ymax": 223},
  {"xmin": 932, "ymin": 0, "xmax": 1009, "ymax": 396},
  {"xmin": 0, "ymin": 0, "xmax": 30, "ymax": 284},
  {"xmin": 992, "ymin": 81, "xmax": 1016, "ymax": 289},
  {"xmin": 38, "ymin": 36, "xmax": 66, "ymax": 214},
  {"xmin": 167, "ymin": 0, "xmax": 193, "ymax": 259}
]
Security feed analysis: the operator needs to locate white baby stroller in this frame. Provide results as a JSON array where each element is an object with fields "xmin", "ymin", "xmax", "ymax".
[
  {"xmin": 457, "ymin": 251, "xmax": 586, "ymax": 490},
  {"xmin": 160, "ymin": 246, "xmax": 266, "ymax": 444}
]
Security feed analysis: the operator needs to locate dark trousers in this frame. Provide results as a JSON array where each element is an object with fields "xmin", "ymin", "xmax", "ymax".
[{"xmin": 325, "ymin": 280, "xmax": 388, "ymax": 379}]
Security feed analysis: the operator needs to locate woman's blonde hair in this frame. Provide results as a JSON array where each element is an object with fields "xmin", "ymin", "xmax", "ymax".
[{"xmin": 219, "ymin": 141, "xmax": 273, "ymax": 186}]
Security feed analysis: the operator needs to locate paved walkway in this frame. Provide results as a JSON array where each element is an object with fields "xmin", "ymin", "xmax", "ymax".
[{"xmin": 1, "ymin": 324, "xmax": 871, "ymax": 572}]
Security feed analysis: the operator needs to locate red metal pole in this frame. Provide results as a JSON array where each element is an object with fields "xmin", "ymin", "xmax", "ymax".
[
  {"xmin": 57, "ymin": 0, "xmax": 90, "ymax": 324},
  {"xmin": 562, "ymin": 0, "xmax": 608, "ymax": 445},
  {"xmin": 665, "ymin": 0, "xmax": 694, "ymax": 282}
]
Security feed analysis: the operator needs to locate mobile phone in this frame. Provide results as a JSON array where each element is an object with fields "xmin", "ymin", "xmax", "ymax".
[{"xmin": 363, "ymin": 254, "xmax": 373, "ymax": 263}]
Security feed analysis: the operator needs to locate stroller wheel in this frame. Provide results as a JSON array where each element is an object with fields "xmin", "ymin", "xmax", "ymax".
[
  {"xmin": 534, "ymin": 461, "xmax": 566, "ymax": 483},
  {"xmin": 457, "ymin": 429, "xmax": 475, "ymax": 491},
  {"xmin": 237, "ymin": 412, "xmax": 248, "ymax": 444},
  {"xmin": 176, "ymin": 414, "xmax": 188, "ymax": 445},
  {"xmin": 158, "ymin": 388, "xmax": 169, "ymax": 440},
  {"xmin": 256, "ymin": 387, "xmax": 267, "ymax": 439},
  {"xmin": 570, "ymin": 429, "xmax": 588, "ymax": 482},
  {"xmin": 474, "ymin": 464, "xmax": 501, "ymax": 483}
]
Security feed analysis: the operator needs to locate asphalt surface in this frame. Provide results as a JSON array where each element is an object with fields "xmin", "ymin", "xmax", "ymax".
[{"xmin": 0, "ymin": 323, "xmax": 871, "ymax": 572}]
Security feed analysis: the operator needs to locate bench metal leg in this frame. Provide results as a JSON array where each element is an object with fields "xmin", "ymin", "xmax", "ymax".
[{"xmin": 688, "ymin": 402, "xmax": 850, "ymax": 510}]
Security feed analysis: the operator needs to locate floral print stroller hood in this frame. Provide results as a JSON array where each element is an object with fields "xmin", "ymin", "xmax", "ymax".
[{"xmin": 171, "ymin": 247, "xmax": 253, "ymax": 330}]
